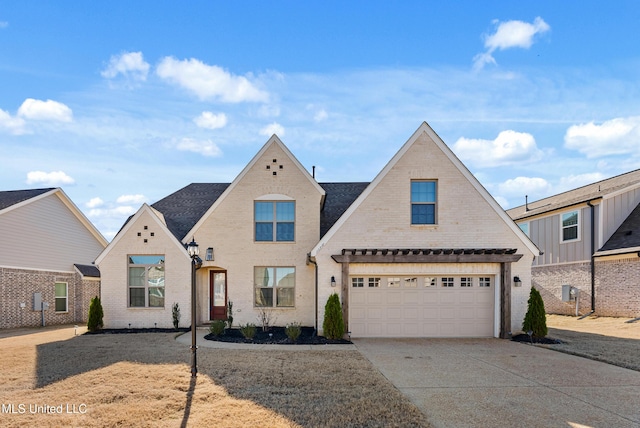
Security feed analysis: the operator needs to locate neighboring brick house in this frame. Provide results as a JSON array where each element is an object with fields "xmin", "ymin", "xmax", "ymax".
[
  {"xmin": 97, "ymin": 123, "xmax": 537, "ymax": 338},
  {"xmin": 0, "ymin": 188, "xmax": 108, "ymax": 329},
  {"xmin": 507, "ymin": 170, "xmax": 640, "ymax": 318}
]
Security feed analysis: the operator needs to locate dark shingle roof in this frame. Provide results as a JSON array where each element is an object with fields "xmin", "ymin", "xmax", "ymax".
[
  {"xmin": 0, "ymin": 188, "xmax": 55, "ymax": 211},
  {"xmin": 598, "ymin": 202, "xmax": 640, "ymax": 253},
  {"xmin": 148, "ymin": 182, "xmax": 369, "ymax": 241},
  {"xmin": 74, "ymin": 264, "xmax": 100, "ymax": 278},
  {"xmin": 151, "ymin": 183, "xmax": 231, "ymax": 240},
  {"xmin": 507, "ymin": 169, "xmax": 640, "ymax": 221},
  {"xmin": 319, "ymin": 182, "xmax": 370, "ymax": 237}
]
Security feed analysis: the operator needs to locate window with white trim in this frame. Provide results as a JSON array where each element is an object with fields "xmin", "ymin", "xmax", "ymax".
[
  {"xmin": 441, "ymin": 277, "xmax": 454, "ymax": 287},
  {"xmin": 368, "ymin": 277, "xmax": 380, "ymax": 288},
  {"xmin": 460, "ymin": 277, "xmax": 473, "ymax": 287},
  {"xmin": 388, "ymin": 277, "xmax": 401, "ymax": 288},
  {"xmin": 404, "ymin": 277, "xmax": 418, "ymax": 287},
  {"xmin": 424, "ymin": 277, "xmax": 436, "ymax": 287},
  {"xmin": 55, "ymin": 282, "xmax": 67, "ymax": 312},
  {"xmin": 255, "ymin": 201, "xmax": 295, "ymax": 242},
  {"xmin": 352, "ymin": 277, "xmax": 364, "ymax": 288},
  {"xmin": 518, "ymin": 222, "xmax": 530, "ymax": 236},
  {"xmin": 411, "ymin": 180, "xmax": 437, "ymax": 224},
  {"xmin": 128, "ymin": 255, "xmax": 165, "ymax": 308},
  {"xmin": 479, "ymin": 277, "xmax": 491, "ymax": 288},
  {"xmin": 254, "ymin": 267, "xmax": 295, "ymax": 307},
  {"xmin": 561, "ymin": 210, "xmax": 579, "ymax": 242}
]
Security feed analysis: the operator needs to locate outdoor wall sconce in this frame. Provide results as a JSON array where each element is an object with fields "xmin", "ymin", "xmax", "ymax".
[
  {"xmin": 205, "ymin": 247, "xmax": 214, "ymax": 261},
  {"xmin": 331, "ymin": 276, "xmax": 337, "ymax": 287},
  {"xmin": 513, "ymin": 276, "xmax": 522, "ymax": 287}
]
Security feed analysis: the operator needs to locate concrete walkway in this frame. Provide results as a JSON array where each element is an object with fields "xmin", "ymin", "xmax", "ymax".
[{"xmin": 353, "ymin": 338, "xmax": 640, "ymax": 428}]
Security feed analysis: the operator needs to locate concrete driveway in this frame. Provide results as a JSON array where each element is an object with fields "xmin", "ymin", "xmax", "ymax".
[{"xmin": 353, "ymin": 338, "xmax": 640, "ymax": 428}]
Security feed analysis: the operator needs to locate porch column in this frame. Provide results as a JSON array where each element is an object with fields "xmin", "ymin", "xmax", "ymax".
[
  {"xmin": 500, "ymin": 262, "xmax": 512, "ymax": 339},
  {"xmin": 340, "ymin": 260, "xmax": 350, "ymax": 334}
]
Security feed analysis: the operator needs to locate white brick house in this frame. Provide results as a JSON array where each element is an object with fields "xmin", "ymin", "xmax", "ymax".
[{"xmin": 97, "ymin": 123, "xmax": 537, "ymax": 338}]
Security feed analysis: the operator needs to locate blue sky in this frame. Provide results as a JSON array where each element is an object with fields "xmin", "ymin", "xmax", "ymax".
[{"xmin": 1, "ymin": 1, "xmax": 640, "ymax": 240}]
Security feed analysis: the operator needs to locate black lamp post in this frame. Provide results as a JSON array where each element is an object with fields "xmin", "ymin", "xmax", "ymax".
[{"xmin": 187, "ymin": 237, "xmax": 202, "ymax": 377}]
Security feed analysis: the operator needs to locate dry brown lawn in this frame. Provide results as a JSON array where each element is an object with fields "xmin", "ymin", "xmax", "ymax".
[
  {"xmin": 0, "ymin": 326, "xmax": 429, "ymax": 427},
  {"xmin": 544, "ymin": 314, "xmax": 640, "ymax": 372}
]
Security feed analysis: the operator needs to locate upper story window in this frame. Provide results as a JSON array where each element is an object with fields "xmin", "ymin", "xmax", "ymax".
[
  {"xmin": 561, "ymin": 210, "xmax": 579, "ymax": 242},
  {"xmin": 255, "ymin": 201, "xmax": 295, "ymax": 242},
  {"xmin": 518, "ymin": 222, "xmax": 530, "ymax": 236},
  {"xmin": 411, "ymin": 180, "xmax": 437, "ymax": 225},
  {"xmin": 128, "ymin": 255, "xmax": 165, "ymax": 308}
]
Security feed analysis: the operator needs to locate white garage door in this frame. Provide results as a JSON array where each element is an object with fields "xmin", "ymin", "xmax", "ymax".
[{"xmin": 349, "ymin": 275, "xmax": 495, "ymax": 338}]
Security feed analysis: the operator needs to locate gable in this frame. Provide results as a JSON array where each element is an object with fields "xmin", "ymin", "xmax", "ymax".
[
  {"xmin": 95, "ymin": 203, "xmax": 189, "ymax": 266},
  {"xmin": 311, "ymin": 122, "xmax": 538, "ymax": 256},
  {"xmin": 0, "ymin": 189, "xmax": 107, "ymax": 271},
  {"xmin": 184, "ymin": 135, "xmax": 325, "ymax": 243}
]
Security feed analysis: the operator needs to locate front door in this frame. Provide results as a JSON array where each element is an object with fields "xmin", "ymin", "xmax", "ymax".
[{"xmin": 209, "ymin": 270, "xmax": 227, "ymax": 320}]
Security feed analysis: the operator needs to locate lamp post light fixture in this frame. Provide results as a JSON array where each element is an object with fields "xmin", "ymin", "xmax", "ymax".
[{"xmin": 187, "ymin": 237, "xmax": 202, "ymax": 378}]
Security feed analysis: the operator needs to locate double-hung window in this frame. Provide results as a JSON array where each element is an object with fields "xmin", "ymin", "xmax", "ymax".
[
  {"xmin": 55, "ymin": 282, "xmax": 68, "ymax": 312},
  {"xmin": 561, "ymin": 210, "xmax": 579, "ymax": 242},
  {"xmin": 255, "ymin": 201, "xmax": 295, "ymax": 241},
  {"xmin": 128, "ymin": 255, "xmax": 165, "ymax": 308},
  {"xmin": 411, "ymin": 180, "xmax": 437, "ymax": 224},
  {"xmin": 254, "ymin": 267, "xmax": 295, "ymax": 307}
]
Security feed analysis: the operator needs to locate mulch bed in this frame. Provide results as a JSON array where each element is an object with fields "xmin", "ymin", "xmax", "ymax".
[
  {"xmin": 205, "ymin": 326, "xmax": 352, "ymax": 345},
  {"xmin": 511, "ymin": 333, "xmax": 564, "ymax": 345}
]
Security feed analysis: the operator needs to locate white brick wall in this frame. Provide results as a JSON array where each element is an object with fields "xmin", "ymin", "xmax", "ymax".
[
  {"xmin": 192, "ymin": 142, "xmax": 322, "ymax": 328},
  {"xmin": 315, "ymin": 131, "xmax": 535, "ymax": 336},
  {"xmin": 98, "ymin": 208, "xmax": 192, "ymax": 329}
]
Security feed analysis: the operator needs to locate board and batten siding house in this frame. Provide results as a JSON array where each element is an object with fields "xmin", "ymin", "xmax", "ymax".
[
  {"xmin": 0, "ymin": 188, "xmax": 108, "ymax": 328},
  {"xmin": 97, "ymin": 123, "xmax": 538, "ymax": 338},
  {"xmin": 507, "ymin": 169, "xmax": 640, "ymax": 318}
]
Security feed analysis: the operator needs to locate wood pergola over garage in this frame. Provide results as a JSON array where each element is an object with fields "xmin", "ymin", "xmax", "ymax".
[{"xmin": 332, "ymin": 248, "xmax": 523, "ymax": 338}]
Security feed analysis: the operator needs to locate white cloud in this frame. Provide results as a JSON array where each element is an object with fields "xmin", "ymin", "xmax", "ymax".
[
  {"xmin": 314, "ymin": 109, "xmax": 328, "ymax": 122},
  {"xmin": 156, "ymin": 57, "xmax": 268, "ymax": 102},
  {"xmin": 88, "ymin": 205, "xmax": 137, "ymax": 218},
  {"xmin": 564, "ymin": 116, "xmax": 640, "ymax": 158},
  {"xmin": 498, "ymin": 176, "xmax": 551, "ymax": 198},
  {"xmin": 17, "ymin": 99, "xmax": 73, "ymax": 122},
  {"xmin": 0, "ymin": 108, "xmax": 26, "ymax": 134},
  {"xmin": 193, "ymin": 111, "xmax": 228, "ymax": 129},
  {"xmin": 86, "ymin": 197, "xmax": 104, "ymax": 208},
  {"xmin": 116, "ymin": 194, "xmax": 146, "ymax": 204},
  {"xmin": 26, "ymin": 170, "xmax": 75, "ymax": 186},
  {"xmin": 260, "ymin": 122, "xmax": 285, "ymax": 137},
  {"xmin": 453, "ymin": 130, "xmax": 543, "ymax": 167},
  {"xmin": 474, "ymin": 17, "xmax": 550, "ymax": 70},
  {"xmin": 176, "ymin": 138, "xmax": 222, "ymax": 157},
  {"xmin": 101, "ymin": 51, "xmax": 150, "ymax": 82}
]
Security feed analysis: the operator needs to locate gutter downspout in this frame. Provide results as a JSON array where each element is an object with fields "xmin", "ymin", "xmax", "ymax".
[
  {"xmin": 584, "ymin": 200, "xmax": 596, "ymax": 316},
  {"xmin": 307, "ymin": 253, "xmax": 318, "ymax": 334}
]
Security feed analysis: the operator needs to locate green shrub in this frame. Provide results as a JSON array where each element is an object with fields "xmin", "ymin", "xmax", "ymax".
[
  {"xmin": 240, "ymin": 323, "xmax": 257, "ymax": 340},
  {"xmin": 209, "ymin": 320, "xmax": 226, "ymax": 336},
  {"xmin": 285, "ymin": 322, "xmax": 302, "ymax": 342},
  {"xmin": 172, "ymin": 302, "xmax": 181, "ymax": 329},
  {"xmin": 323, "ymin": 293, "xmax": 344, "ymax": 340},
  {"xmin": 522, "ymin": 287, "xmax": 548, "ymax": 338},
  {"xmin": 87, "ymin": 296, "xmax": 104, "ymax": 332}
]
